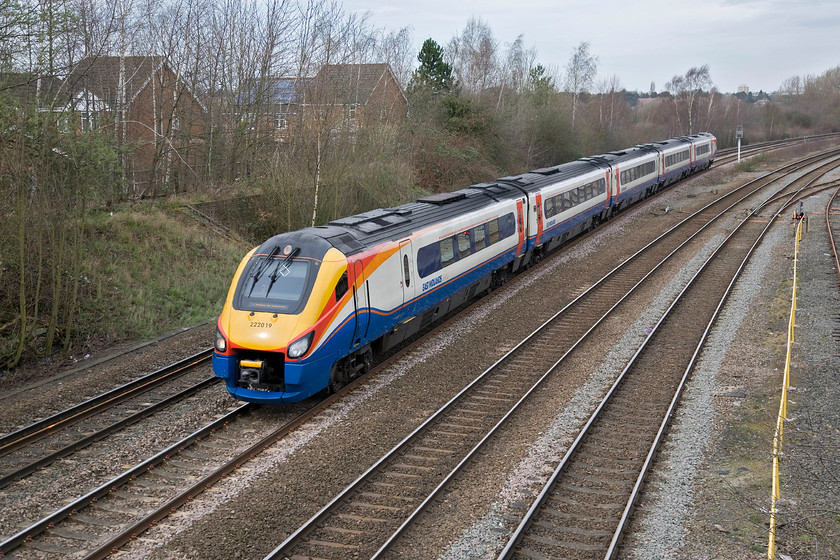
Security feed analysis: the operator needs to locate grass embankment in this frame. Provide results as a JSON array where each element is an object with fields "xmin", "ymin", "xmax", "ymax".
[{"xmin": 80, "ymin": 202, "xmax": 248, "ymax": 345}]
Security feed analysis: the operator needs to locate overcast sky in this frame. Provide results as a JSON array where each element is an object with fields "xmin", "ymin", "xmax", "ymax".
[{"xmin": 341, "ymin": 0, "xmax": 840, "ymax": 94}]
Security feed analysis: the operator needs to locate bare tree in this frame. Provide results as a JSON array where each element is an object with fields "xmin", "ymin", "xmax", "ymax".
[
  {"xmin": 376, "ymin": 26, "xmax": 413, "ymax": 89},
  {"xmin": 779, "ymin": 74, "xmax": 803, "ymax": 95},
  {"xmin": 496, "ymin": 34, "xmax": 536, "ymax": 108},
  {"xmin": 564, "ymin": 41, "xmax": 598, "ymax": 129},
  {"xmin": 596, "ymin": 74, "xmax": 624, "ymax": 132},
  {"xmin": 665, "ymin": 64, "xmax": 712, "ymax": 134},
  {"xmin": 446, "ymin": 17, "xmax": 498, "ymax": 97}
]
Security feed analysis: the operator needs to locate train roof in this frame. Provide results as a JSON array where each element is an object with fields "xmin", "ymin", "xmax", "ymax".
[
  {"xmin": 272, "ymin": 133, "xmax": 717, "ymax": 257},
  {"xmin": 300, "ymin": 182, "xmax": 525, "ymax": 255}
]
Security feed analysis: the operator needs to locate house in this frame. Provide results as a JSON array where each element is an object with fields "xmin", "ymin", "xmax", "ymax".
[
  {"xmin": 63, "ymin": 56, "xmax": 207, "ymax": 195},
  {"xmin": 305, "ymin": 63, "xmax": 408, "ymax": 131},
  {"xmin": 231, "ymin": 63, "xmax": 407, "ymax": 146},
  {"xmin": 232, "ymin": 76, "xmax": 311, "ymax": 143}
]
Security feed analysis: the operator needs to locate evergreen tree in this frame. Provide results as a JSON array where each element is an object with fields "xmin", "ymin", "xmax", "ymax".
[{"xmin": 410, "ymin": 38, "xmax": 453, "ymax": 93}]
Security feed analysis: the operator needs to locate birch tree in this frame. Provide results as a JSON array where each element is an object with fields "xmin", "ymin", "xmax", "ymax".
[
  {"xmin": 665, "ymin": 64, "xmax": 712, "ymax": 135},
  {"xmin": 564, "ymin": 41, "xmax": 597, "ymax": 129}
]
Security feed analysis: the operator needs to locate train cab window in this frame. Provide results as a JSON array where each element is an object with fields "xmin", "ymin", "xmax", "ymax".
[
  {"xmin": 235, "ymin": 258, "xmax": 312, "ymax": 314},
  {"xmin": 488, "ymin": 219, "xmax": 500, "ymax": 244},
  {"xmin": 457, "ymin": 231, "xmax": 471, "ymax": 259},
  {"xmin": 440, "ymin": 237, "xmax": 456, "ymax": 268},
  {"xmin": 335, "ymin": 270, "xmax": 348, "ymax": 301},
  {"xmin": 403, "ymin": 255, "xmax": 411, "ymax": 287},
  {"xmin": 473, "ymin": 224, "xmax": 487, "ymax": 251}
]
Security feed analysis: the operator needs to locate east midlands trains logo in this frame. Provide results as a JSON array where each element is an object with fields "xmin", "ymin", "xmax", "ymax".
[{"xmin": 422, "ymin": 275, "xmax": 443, "ymax": 292}]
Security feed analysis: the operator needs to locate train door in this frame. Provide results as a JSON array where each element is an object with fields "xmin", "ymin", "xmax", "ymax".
[
  {"xmin": 351, "ymin": 260, "xmax": 369, "ymax": 346},
  {"xmin": 534, "ymin": 193, "xmax": 544, "ymax": 244},
  {"xmin": 398, "ymin": 239, "xmax": 416, "ymax": 314},
  {"xmin": 515, "ymin": 199, "xmax": 526, "ymax": 257},
  {"xmin": 604, "ymin": 169, "xmax": 613, "ymax": 209}
]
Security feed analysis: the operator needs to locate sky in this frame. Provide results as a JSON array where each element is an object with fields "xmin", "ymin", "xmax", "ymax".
[{"xmin": 340, "ymin": 0, "xmax": 840, "ymax": 94}]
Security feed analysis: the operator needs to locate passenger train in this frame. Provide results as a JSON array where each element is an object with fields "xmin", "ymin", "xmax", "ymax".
[{"xmin": 213, "ymin": 133, "xmax": 717, "ymax": 404}]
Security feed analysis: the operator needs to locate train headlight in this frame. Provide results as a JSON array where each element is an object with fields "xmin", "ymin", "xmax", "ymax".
[
  {"xmin": 287, "ymin": 332, "xmax": 314, "ymax": 359},
  {"xmin": 214, "ymin": 327, "xmax": 227, "ymax": 353}
]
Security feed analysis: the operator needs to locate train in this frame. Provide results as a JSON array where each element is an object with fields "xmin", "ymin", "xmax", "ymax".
[{"xmin": 212, "ymin": 132, "xmax": 717, "ymax": 404}]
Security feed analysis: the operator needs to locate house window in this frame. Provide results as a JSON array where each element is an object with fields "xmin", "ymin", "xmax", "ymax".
[
  {"xmin": 172, "ymin": 115, "xmax": 180, "ymax": 131},
  {"xmin": 80, "ymin": 111, "xmax": 98, "ymax": 131},
  {"xmin": 275, "ymin": 115, "xmax": 287, "ymax": 130},
  {"xmin": 347, "ymin": 105, "xmax": 357, "ymax": 120},
  {"xmin": 241, "ymin": 113, "xmax": 256, "ymax": 130}
]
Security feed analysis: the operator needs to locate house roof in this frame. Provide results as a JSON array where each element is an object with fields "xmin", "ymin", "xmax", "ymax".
[
  {"xmin": 307, "ymin": 63, "xmax": 404, "ymax": 105},
  {"xmin": 236, "ymin": 77, "xmax": 312, "ymax": 106},
  {"xmin": 0, "ymin": 73, "xmax": 68, "ymax": 108},
  {"xmin": 64, "ymin": 56, "xmax": 167, "ymax": 109}
]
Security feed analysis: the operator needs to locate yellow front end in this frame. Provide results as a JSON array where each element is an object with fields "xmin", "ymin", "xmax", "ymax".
[{"xmin": 213, "ymin": 244, "xmax": 351, "ymax": 403}]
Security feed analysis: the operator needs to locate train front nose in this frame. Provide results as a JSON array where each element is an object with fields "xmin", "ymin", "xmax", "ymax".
[{"xmin": 235, "ymin": 355, "xmax": 287, "ymax": 392}]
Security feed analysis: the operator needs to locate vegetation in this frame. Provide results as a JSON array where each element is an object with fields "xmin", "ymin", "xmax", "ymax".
[{"xmin": 2, "ymin": 1, "xmax": 840, "ymax": 370}]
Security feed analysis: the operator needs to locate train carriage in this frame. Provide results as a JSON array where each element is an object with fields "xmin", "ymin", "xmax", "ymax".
[
  {"xmin": 213, "ymin": 184, "xmax": 527, "ymax": 403},
  {"xmin": 689, "ymin": 131, "xmax": 717, "ymax": 170},
  {"xmin": 643, "ymin": 137, "xmax": 693, "ymax": 188}
]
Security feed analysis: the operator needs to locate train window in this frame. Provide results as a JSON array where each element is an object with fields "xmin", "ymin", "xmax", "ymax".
[
  {"xmin": 597, "ymin": 178, "xmax": 606, "ymax": 195},
  {"xmin": 335, "ymin": 270, "xmax": 348, "ymax": 301},
  {"xmin": 570, "ymin": 189, "xmax": 579, "ymax": 206},
  {"xmin": 403, "ymin": 255, "xmax": 411, "ymax": 287},
  {"xmin": 502, "ymin": 213, "xmax": 516, "ymax": 238},
  {"xmin": 488, "ymin": 219, "xmax": 500, "ymax": 244},
  {"xmin": 440, "ymin": 237, "xmax": 456, "ymax": 268},
  {"xmin": 543, "ymin": 198, "xmax": 552, "ymax": 219},
  {"xmin": 457, "ymin": 231, "xmax": 471, "ymax": 259},
  {"xmin": 473, "ymin": 224, "xmax": 487, "ymax": 251},
  {"xmin": 417, "ymin": 244, "xmax": 442, "ymax": 278}
]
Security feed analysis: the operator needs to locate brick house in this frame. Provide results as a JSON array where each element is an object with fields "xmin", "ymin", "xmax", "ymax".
[
  {"xmin": 233, "ymin": 63, "xmax": 407, "ymax": 145},
  {"xmin": 63, "ymin": 56, "xmax": 207, "ymax": 196},
  {"xmin": 305, "ymin": 63, "xmax": 408, "ymax": 132}
]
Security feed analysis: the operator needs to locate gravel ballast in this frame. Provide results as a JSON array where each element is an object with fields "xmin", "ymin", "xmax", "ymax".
[{"xmin": 2, "ymin": 147, "xmax": 839, "ymax": 559}]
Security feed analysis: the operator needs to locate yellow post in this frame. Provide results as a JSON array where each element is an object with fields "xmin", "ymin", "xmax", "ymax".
[{"xmin": 768, "ymin": 217, "xmax": 803, "ymax": 559}]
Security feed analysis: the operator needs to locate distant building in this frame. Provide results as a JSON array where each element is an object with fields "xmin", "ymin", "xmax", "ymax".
[{"xmin": 737, "ymin": 85, "xmax": 750, "ymax": 94}]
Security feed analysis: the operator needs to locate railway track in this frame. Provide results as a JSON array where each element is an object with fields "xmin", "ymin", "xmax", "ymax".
[
  {"xmin": 3, "ymin": 138, "xmax": 837, "ymax": 559},
  {"xmin": 496, "ymin": 158, "xmax": 840, "ymax": 559},
  {"xmin": 715, "ymin": 133, "xmax": 840, "ymax": 166},
  {"xmin": 824, "ymin": 179, "xmax": 840, "ymax": 290},
  {"xmin": 0, "ymin": 350, "xmax": 215, "ymax": 490},
  {"xmin": 257, "ymin": 149, "xmax": 840, "ymax": 560}
]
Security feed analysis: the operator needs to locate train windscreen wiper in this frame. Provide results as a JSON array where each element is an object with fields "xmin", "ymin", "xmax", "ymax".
[
  {"xmin": 247, "ymin": 245, "xmax": 282, "ymax": 297},
  {"xmin": 264, "ymin": 247, "xmax": 300, "ymax": 295}
]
